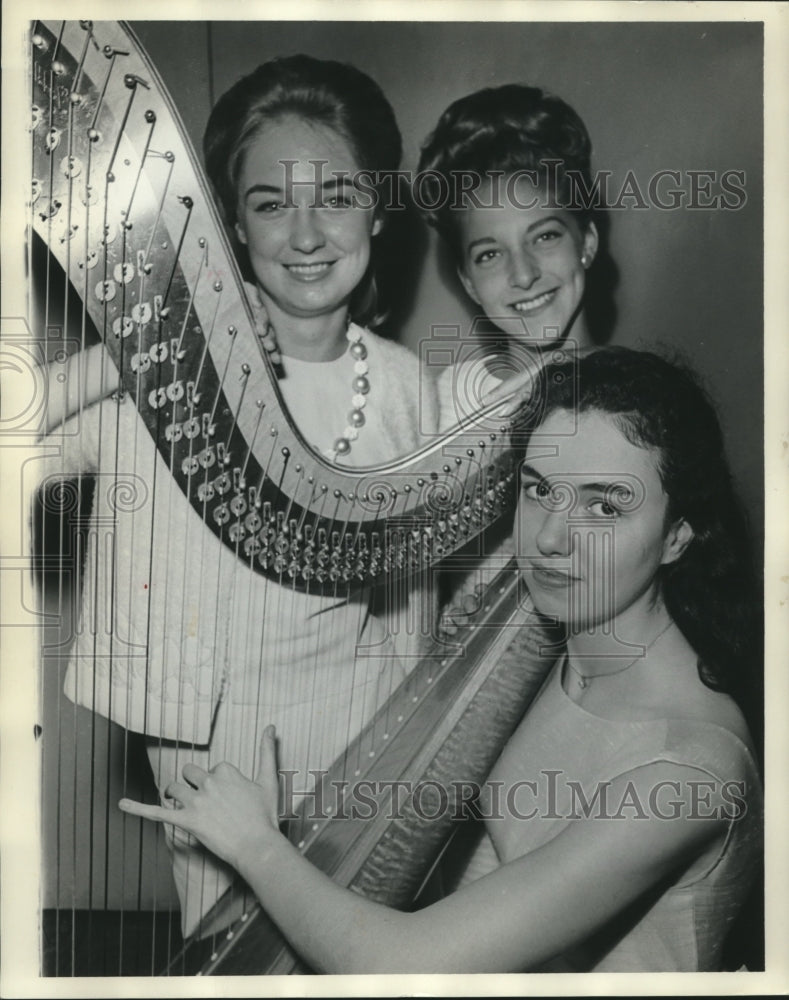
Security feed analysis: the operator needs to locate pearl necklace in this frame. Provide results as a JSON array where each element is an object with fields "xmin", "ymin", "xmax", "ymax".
[
  {"xmin": 323, "ymin": 324, "xmax": 371, "ymax": 462},
  {"xmin": 566, "ymin": 620, "xmax": 676, "ymax": 690},
  {"xmin": 252, "ymin": 297, "xmax": 371, "ymax": 463}
]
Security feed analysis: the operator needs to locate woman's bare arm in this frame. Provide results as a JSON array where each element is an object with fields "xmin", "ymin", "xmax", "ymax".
[{"xmin": 120, "ymin": 728, "xmax": 728, "ymax": 974}]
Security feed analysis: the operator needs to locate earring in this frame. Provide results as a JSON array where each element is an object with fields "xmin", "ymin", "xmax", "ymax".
[{"xmin": 581, "ymin": 252, "xmax": 591, "ymax": 268}]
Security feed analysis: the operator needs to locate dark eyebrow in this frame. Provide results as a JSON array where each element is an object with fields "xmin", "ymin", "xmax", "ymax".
[
  {"xmin": 466, "ymin": 216, "xmax": 569, "ymax": 255},
  {"xmin": 243, "ymin": 183, "xmax": 283, "ymax": 200},
  {"xmin": 521, "ymin": 465, "xmax": 629, "ymax": 495},
  {"xmin": 244, "ymin": 176, "xmax": 357, "ymax": 202},
  {"xmin": 520, "ymin": 464, "xmax": 548, "ymax": 485}
]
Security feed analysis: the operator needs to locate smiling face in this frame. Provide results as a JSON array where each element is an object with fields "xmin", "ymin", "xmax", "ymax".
[
  {"xmin": 517, "ymin": 409, "xmax": 691, "ymax": 635},
  {"xmin": 457, "ymin": 175, "xmax": 597, "ymax": 348},
  {"xmin": 235, "ymin": 115, "xmax": 381, "ymax": 337}
]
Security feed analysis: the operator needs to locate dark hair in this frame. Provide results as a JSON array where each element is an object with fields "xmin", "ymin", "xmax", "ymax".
[
  {"xmin": 203, "ymin": 54, "xmax": 402, "ymax": 326},
  {"xmin": 532, "ymin": 347, "xmax": 761, "ymax": 716},
  {"xmin": 417, "ymin": 84, "xmax": 595, "ymax": 259}
]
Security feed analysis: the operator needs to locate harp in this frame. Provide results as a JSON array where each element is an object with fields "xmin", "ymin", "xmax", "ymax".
[{"xmin": 30, "ymin": 20, "xmax": 549, "ymax": 976}]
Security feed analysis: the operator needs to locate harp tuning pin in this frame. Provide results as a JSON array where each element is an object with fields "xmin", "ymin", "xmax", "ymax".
[
  {"xmin": 32, "ymin": 34, "xmax": 47, "ymax": 51},
  {"xmin": 69, "ymin": 92, "xmax": 82, "ymax": 106},
  {"xmin": 145, "ymin": 109, "xmax": 156, "ymax": 123},
  {"xmin": 87, "ymin": 128, "xmax": 100, "ymax": 143},
  {"xmin": 165, "ymin": 151, "xmax": 175, "ymax": 163},
  {"xmin": 52, "ymin": 62, "xmax": 66, "ymax": 76},
  {"xmin": 79, "ymin": 20, "xmax": 93, "ymax": 29}
]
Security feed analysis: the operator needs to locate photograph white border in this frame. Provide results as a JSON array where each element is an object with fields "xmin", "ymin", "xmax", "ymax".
[{"xmin": 2, "ymin": 2, "xmax": 787, "ymax": 997}]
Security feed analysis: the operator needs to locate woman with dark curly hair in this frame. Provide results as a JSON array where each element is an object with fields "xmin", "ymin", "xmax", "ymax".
[{"xmin": 121, "ymin": 347, "xmax": 763, "ymax": 972}]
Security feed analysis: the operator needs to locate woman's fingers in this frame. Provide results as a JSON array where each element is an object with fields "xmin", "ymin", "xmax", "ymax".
[
  {"xmin": 118, "ymin": 798, "xmax": 180, "ymax": 824},
  {"xmin": 181, "ymin": 762, "xmax": 208, "ymax": 788},
  {"xmin": 255, "ymin": 724, "xmax": 277, "ymax": 783},
  {"xmin": 163, "ymin": 779, "xmax": 195, "ymax": 806},
  {"xmin": 483, "ymin": 368, "xmax": 536, "ymax": 401},
  {"xmin": 480, "ymin": 368, "xmax": 538, "ymax": 417},
  {"xmin": 254, "ymin": 724, "xmax": 282, "ymax": 828},
  {"xmin": 120, "ymin": 742, "xmax": 280, "ymax": 862},
  {"xmin": 44, "ymin": 343, "xmax": 121, "ymax": 432}
]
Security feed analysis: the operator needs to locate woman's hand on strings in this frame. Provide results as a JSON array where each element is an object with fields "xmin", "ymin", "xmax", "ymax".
[
  {"xmin": 119, "ymin": 724, "xmax": 282, "ymax": 872},
  {"xmin": 43, "ymin": 343, "xmax": 120, "ymax": 433},
  {"xmin": 480, "ymin": 363, "xmax": 539, "ymax": 418}
]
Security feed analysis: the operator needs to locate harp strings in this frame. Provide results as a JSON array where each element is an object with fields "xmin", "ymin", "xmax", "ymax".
[{"xmin": 33, "ymin": 19, "xmax": 523, "ymax": 974}]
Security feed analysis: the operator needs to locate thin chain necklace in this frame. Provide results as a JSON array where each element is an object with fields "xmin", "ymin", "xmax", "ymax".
[
  {"xmin": 566, "ymin": 619, "xmax": 676, "ymax": 690},
  {"xmin": 251, "ymin": 287, "xmax": 371, "ymax": 463}
]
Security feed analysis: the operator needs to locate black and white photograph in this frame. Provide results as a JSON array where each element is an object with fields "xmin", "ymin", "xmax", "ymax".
[{"xmin": 1, "ymin": 2, "xmax": 787, "ymax": 996}]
